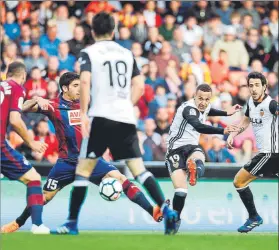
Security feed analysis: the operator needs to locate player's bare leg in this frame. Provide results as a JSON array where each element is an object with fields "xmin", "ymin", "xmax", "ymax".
[
  {"xmin": 18, "ymin": 168, "xmax": 49, "ymax": 234},
  {"xmin": 105, "ymin": 170, "xmax": 163, "ymax": 222},
  {"xmin": 234, "ymin": 168, "xmax": 263, "ymax": 233},
  {"xmin": 170, "ymin": 169, "xmax": 188, "ymax": 234},
  {"xmin": 187, "ymin": 151, "xmax": 205, "ymax": 186},
  {"xmin": 126, "ymin": 158, "xmax": 178, "ymax": 234},
  {"xmin": 51, "ymin": 158, "xmax": 98, "ymax": 235},
  {"xmin": 1, "ymin": 189, "xmax": 59, "ymax": 233}
]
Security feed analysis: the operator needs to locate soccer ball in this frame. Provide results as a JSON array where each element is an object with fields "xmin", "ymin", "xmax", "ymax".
[{"xmin": 99, "ymin": 178, "xmax": 123, "ymax": 201}]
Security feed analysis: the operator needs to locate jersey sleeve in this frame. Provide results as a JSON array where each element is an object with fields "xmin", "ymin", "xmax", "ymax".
[
  {"xmin": 182, "ymin": 106, "xmax": 225, "ymax": 135},
  {"xmin": 10, "ymin": 86, "xmax": 24, "ymax": 112},
  {"xmin": 245, "ymin": 103, "xmax": 250, "ymax": 117},
  {"xmin": 132, "ymin": 58, "xmax": 140, "ymax": 78},
  {"xmin": 79, "ymin": 51, "xmax": 92, "ymax": 73},
  {"xmin": 208, "ymin": 108, "xmax": 228, "ymax": 116},
  {"xmin": 269, "ymin": 100, "xmax": 279, "ymax": 115}
]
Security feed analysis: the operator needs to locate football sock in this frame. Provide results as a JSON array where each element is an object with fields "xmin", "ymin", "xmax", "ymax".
[
  {"xmin": 16, "ymin": 206, "xmax": 31, "ymax": 227},
  {"xmin": 27, "ymin": 181, "xmax": 44, "ymax": 226},
  {"xmin": 136, "ymin": 171, "xmax": 165, "ymax": 207},
  {"xmin": 173, "ymin": 188, "xmax": 188, "ymax": 219},
  {"xmin": 122, "ymin": 179, "xmax": 153, "ymax": 216},
  {"xmin": 236, "ymin": 186, "xmax": 259, "ymax": 219},
  {"xmin": 195, "ymin": 159, "xmax": 205, "ymax": 178},
  {"xmin": 68, "ymin": 175, "xmax": 89, "ymax": 221}
]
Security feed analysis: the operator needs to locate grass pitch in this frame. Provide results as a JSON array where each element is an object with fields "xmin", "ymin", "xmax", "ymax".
[{"xmin": 1, "ymin": 232, "xmax": 278, "ymax": 250}]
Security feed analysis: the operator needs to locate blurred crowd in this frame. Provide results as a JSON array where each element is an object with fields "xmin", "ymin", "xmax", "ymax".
[{"xmin": 1, "ymin": 1, "xmax": 278, "ymax": 164}]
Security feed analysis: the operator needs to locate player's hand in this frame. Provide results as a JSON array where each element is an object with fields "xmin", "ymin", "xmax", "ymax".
[
  {"xmin": 224, "ymin": 125, "xmax": 239, "ymax": 135},
  {"xmin": 227, "ymin": 134, "xmax": 234, "ymax": 149},
  {"xmin": 29, "ymin": 141, "xmax": 48, "ymax": 153},
  {"xmin": 227, "ymin": 104, "xmax": 243, "ymax": 116},
  {"xmin": 36, "ymin": 97, "xmax": 54, "ymax": 111},
  {"xmin": 81, "ymin": 113, "xmax": 90, "ymax": 138}
]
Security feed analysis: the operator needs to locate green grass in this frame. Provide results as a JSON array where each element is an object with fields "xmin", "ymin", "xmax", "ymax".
[{"xmin": 1, "ymin": 232, "xmax": 278, "ymax": 250}]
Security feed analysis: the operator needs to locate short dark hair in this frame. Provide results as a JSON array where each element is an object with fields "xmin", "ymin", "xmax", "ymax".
[
  {"xmin": 7, "ymin": 62, "xmax": 26, "ymax": 77},
  {"xmin": 247, "ymin": 72, "xmax": 267, "ymax": 86},
  {"xmin": 196, "ymin": 83, "xmax": 212, "ymax": 93},
  {"xmin": 92, "ymin": 12, "xmax": 115, "ymax": 37},
  {"xmin": 59, "ymin": 72, "xmax": 79, "ymax": 92}
]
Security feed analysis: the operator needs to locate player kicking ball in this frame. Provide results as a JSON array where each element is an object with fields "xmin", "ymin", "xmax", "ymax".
[
  {"xmin": 1, "ymin": 72, "xmax": 163, "ymax": 234},
  {"xmin": 165, "ymin": 84, "xmax": 241, "ymax": 234},
  {"xmin": 0, "ymin": 62, "xmax": 49, "ymax": 234},
  {"xmin": 227, "ymin": 72, "xmax": 278, "ymax": 233}
]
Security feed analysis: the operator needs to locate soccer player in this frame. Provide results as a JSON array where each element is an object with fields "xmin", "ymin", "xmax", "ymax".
[
  {"xmin": 165, "ymin": 83, "xmax": 241, "ymax": 233},
  {"xmin": 227, "ymin": 72, "xmax": 278, "ymax": 233},
  {"xmin": 1, "ymin": 72, "xmax": 163, "ymax": 234},
  {"xmin": 0, "ymin": 62, "xmax": 49, "ymax": 234},
  {"xmin": 56, "ymin": 12, "xmax": 177, "ymax": 235}
]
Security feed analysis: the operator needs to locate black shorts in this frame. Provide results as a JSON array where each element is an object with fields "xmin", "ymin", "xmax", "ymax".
[
  {"xmin": 165, "ymin": 145, "xmax": 204, "ymax": 175},
  {"xmin": 80, "ymin": 117, "xmax": 142, "ymax": 161},
  {"xmin": 244, "ymin": 153, "xmax": 279, "ymax": 177}
]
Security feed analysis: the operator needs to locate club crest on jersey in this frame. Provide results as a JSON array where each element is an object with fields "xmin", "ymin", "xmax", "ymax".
[
  {"xmin": 68, "ymin": 110, "xmax": 81, "ymax": 126},
  {"xmin": 190, "ymin": 108, "xmax": 197, "ymax": 116},
  {"xmin": 260, "ymin": 109, "xmax": 264, "ymax": 116}
]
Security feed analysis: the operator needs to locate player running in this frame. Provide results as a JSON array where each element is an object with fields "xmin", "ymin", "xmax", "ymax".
[
  {"xmin": 56, "ymin": 12, "xmax": 177, "ymax": 235},
  {"xmin": 1, "ymin": 72, "xmax": 163, "ymax": 234},
  {"xmin": 165, "ymin": 83, "xmax": 241, "ymax": 234},
  {"xmin": 227, "ymin": 72, "xmax": 278, "ymax": 233},
  {"xmin": 0, "ymin": 62, "xmax": 49, "ymax": 234}
]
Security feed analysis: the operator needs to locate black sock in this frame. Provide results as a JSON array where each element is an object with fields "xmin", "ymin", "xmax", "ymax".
[
  {"xmin": 68, "ymin": 175, "xmax": 89, "ymax": 221},
  {"xmin": 16, "ymin": 206, "xmax": 31, "ymax": 227},
  {"xmin": 195, "ymin": 159, "xmax": 205, "ymax": 178},
  {"xmin": 136, "ymin": 171, "xmax": 165, "ymax": 207},
  {"xmin": 237, "ymin": 186, "xmax": 259, "ymax": 219},
  {"xmin": 173, "ymin": 189, "xmax": 188, "ymax": 219}
]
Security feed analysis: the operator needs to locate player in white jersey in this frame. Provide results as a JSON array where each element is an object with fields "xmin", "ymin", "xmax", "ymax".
[
  {"xmin": 165, "ymin": 84, "xmax": 241, "ymax": 234},
  {"xmin": 55, "ymin": 12, "xmax": 177, "ymax": 235},
  {"xmin": 227, "ymin": 72, "xmax": 279, "ymax": 233}
]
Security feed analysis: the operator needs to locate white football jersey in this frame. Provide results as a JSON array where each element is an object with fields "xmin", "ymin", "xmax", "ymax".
[
  {"xmin": 79, "ymin": 41, "xmax": 140, "ymax": 125},
  {"xmin": 166, "ymin": 99, "xmax": 211, "ymax": 150},
  {"xmin": 246, "ymin": 96, "xmax": 278, "ymax": 153}
]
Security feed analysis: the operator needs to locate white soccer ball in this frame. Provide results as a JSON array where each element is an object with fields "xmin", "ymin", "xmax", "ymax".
[{"xmin": 99, "ymin": 177, "xmax": 123, "ymax": 201}]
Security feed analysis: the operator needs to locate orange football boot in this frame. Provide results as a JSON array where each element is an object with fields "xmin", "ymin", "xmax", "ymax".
[{"xmin": 1, "ymin": 221, "xmax": 20, "ymax": 233}]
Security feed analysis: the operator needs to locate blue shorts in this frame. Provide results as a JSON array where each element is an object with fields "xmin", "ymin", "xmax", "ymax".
[
  {"xmin": 43, "ymin": 158, "xmax": 117, "ymax": 192},
  {"xmin": 1, "ymin": 141, "xmax": 32, "ymax": 180}
]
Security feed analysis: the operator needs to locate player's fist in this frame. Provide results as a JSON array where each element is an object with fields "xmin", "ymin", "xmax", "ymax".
[
  {"xmin": 81, "ymin": 113, "xmax": 90, "ymax": 138},
  {"xmin": 30, "ymin": 141, "xmax": 48, "ymax": 153},
  {"xmin": 227, "ymin": 104, "xmax": 243, "ymax": 116},
  {"xmin": 226, "ymin": 134, "xmax": 234, "ymax": 149},
  {"xmin": 224, "ymin": 125, "xmax": 239, "ymax": 135}
]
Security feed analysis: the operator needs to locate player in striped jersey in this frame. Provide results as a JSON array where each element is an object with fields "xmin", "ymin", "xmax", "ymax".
[
  {"xmin": 227, "ymin": 72, "xmax": 279, "ymax": 233},
  {"xmin": 166, "ymin": 84, "xmax": 241, "ymax": 234}
]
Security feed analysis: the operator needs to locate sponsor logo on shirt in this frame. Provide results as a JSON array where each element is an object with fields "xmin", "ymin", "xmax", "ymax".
[{"xmin": 68, "ymin": 110, "xmax": 81, "ymax": 126}]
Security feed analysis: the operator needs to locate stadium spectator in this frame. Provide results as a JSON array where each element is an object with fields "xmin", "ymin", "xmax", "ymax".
[
  {"xmin": 143, "ymin": 1, "xmax": 162, "ymax": 28},
  {"xmin": 39, "ymin": 20, "xmax": 61, "ymax": 58},
  {"xmin": 207, "ymin": 136, "xmax": 236, "ymax": 163},
  {"xmin": 191, "ymin": 0, "xmax": 213, "ymax": 24},
  {"xmin": 58, "ymin": 42, "xmax": 76, "ymax": 72},
  {"xmin": 32, "ymin": 119, "xmax": 59, "ymax": 164},
  {"xmin": 29, "ymin": 8, "xmax": 41, "ymax": 34},
  {"xmin": 145, "ymin": 60, "xmax": 167, "ymax": 90},
  {"xmin": 233, "ymin": 85, "xmax": 250, "ymax": 107},
  {"xmin": 170, "ymin": 27, "xmax": 190, "ymax": 63},
  {"xmin": 267, "ymin": 72, "xmax": 278, "ymax": 99},
  {"xmin": 24, "ymin": 67, "xmax": 48, "ymax": 99},
  {"xmin": 259, "ymin": 23, "xmax": 274, "ymax": 53},
  {"xmin": 168, "ymin": 1, "xmax": 186, "ymax": 25},
  {"xmin": 85, "ymin": 1, "xmax": 115, "ymax": 14},
  {"xmin": 152, "ymin": 133, "xmax": 168, "ymax": 161},
  {"xmin": 47, "ymin": 80, "xmax": 59, "ymax": 100},
  {"xmin": 245, "ymin": 28, "xmax": 265, "ymax": 66},
  {"xmin": 17, "ymin": 24, "xmax": 32, "ymax": 57},
  {"xmin": 180, "ymin": 46, "xmax": 211, "ymax": 85},
  {"xmin": 1, "ymin": 42, "xmax": 19, "ymax": 76},
  {"xmin": 131, "ymin": 42, "xmax": 149, "ymax": 72},
  {"xmin": 211, "ymin": 25, "xmax": 249, "ymax": 70},
  {"xmin": 67, "ymin": 25, "xmax": 86, "ymax": 58},
  {"xmin": 66, "ymin": 1, "xmax": 84, "ymax": 20},
  {"xmin": 81, "ymin": 11, "xmax": 94, "ymax": 45},
  {"xmin": 115, "ymin": 26, "xmax": 133, "ymax": 50},
  {"xmin": 38, "ymin": 1, "xmax": 54, "ymax": 26},
  {"xmin": 118, "ymin": 3, "xmax": 137, "ymax": 28},
  {"xmin": 268, "ymin": 9, "xmax": 278, "ymax": 40},
  {"xmin": 216, "ymin": 0, "xmax": 234, "ymax": 25},
  {"xmin": 159, "ymin": 12, "xmax": 176, "ymax": 41},
  {"xmin": 234, "ymin": 138, "xmax": 254, "ymax": 164},
  {"xmin": 134, "ymin": 106, "xmax": 145, "ymax": 132},
  {"xmin": 137, "ymin": 84, "xmax": 155, "ymax": 119},
  {"xmin": 240, "ymin": 14, "xmax": 254, "ymax": 39},
  {"xmin": 131, "ymin": 12, "xmax": 148, "ymax": 44},
  {"xmin": 44, "ymin": 56, "xmax": 59, "ymax": 81},
  {"xmin": 209, "ymin": 50, "xmax": 229, "ymax": 84},
  {"xmin": 180, "ymin": 14, "xmax": 203, "ymax": 47},
  {"xmin": 230, "ymin": 11, "xmax": 242, "ymax": 38},
  {"xmin": 151, "ymin": 41, "xmax": 180, "ymax": 78},
  {"xmin": 55, "ymin": 5, "xmax": 75, "ymax": 42},
  {"xmin": 249, "ymin": 59, "xmax": 267, "ymax": 74},
  {"xmin": 238, "ymin": 0, "xmax": 261, "ymax": 28},
  {"xmin": 176, "ymin": 80, "xmax": 196, "ymax": 107},
  {"xmin": 4, "ymin": 11, "xmax": 20, "ymax": 41},
  {"xmin": 203, "ymin": 14, "xmax": 224, "ymax": 48},
  {"xmin": 143, "ymin": 27, "xmax": 162, "ymax": 58},
  {"xmin": 24, "ymin": 44, "xmax": 47, "ymax": 73},
  {"xmin": 165, "ymin": 61, "xmax": 182, "ymax": 95},
  {"xmin": 166, "ymin": 93, "xmax": 177, "ymax": 123},
  {"xmin": 154, "ymin": 107, "xmax": 170, "ymax": 135},
  {"xmin": 16, "ymin": 1, "xmax": 32, "ymax": 24}
]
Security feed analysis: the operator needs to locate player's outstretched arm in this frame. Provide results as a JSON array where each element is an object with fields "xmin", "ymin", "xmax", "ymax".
[
  {"xmin": 9, "ymin": 111, "xmax": 48, "ymax": 153},
  {"xmin": 208, "ymin": 104, "xmax": 242, "ymax": 117},
  {"xmin": 22, "ymin": 97, "xmax": 54, "ymax": 113}
]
